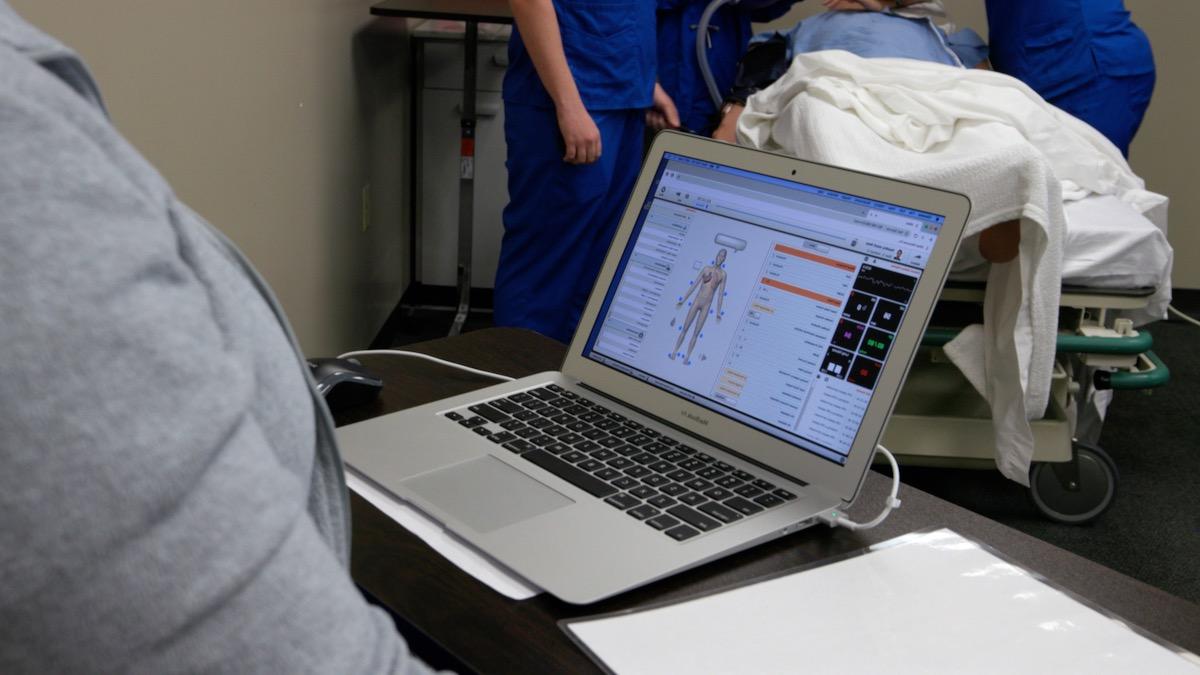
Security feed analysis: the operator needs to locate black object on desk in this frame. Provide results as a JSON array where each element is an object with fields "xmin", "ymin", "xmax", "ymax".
[
  {"xmin": 370, "ymin": 1, "xmax": 514, "ymax": 341},
  {"xmin": 336, "ymin": 328, "xmax": 1200, "ymax": 675}
]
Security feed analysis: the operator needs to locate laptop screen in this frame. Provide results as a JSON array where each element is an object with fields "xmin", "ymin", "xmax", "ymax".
[{"xmin": 581, "ymin": 152, "xmax": 946, "ymax": 466}]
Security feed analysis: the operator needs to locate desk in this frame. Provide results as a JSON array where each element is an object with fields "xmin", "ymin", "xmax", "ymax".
[
  {"xmin": 337, "ymin": 328, "xmax": 1200, "ymax": 673},
  {"xmin": 370, "ymin": 1, "xmax": 514, "ymax": 339}
]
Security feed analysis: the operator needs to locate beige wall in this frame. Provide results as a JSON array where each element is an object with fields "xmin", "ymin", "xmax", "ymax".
[
  {"xmin": 9, "ymin": 1, "xmax": 412, "ymax": 356},
  {"xmin": 762, "ymin": 1, "xmax": 1197, "ymax": 289}
]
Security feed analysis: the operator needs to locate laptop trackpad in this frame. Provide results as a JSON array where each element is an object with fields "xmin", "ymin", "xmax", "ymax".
[{"xmin": 402, "ymin": 456, "xmax": 573, "ymax": 533}]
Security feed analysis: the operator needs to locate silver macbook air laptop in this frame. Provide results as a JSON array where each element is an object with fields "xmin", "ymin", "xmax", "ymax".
[{"xmin": 338, "ymin": 131, "xmax": 969, "ymax": 604}]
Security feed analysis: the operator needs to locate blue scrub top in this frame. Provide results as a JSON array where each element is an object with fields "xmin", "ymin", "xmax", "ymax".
[
  {"xmin": 985, "ymin": 0, "xmax": 1154, "ymax": 101},
  {"xmin": 504, "ymin": 0, "xmax": 657, "ymax": 111},
  {"xmin": 656, "ymin": 0, "xmax": 795, "ymax": 133}
]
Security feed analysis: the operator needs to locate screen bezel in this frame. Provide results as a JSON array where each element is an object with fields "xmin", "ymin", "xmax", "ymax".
[{"xmin": 562, "ymin": 131, "xmax": 970, "ymax": 505}]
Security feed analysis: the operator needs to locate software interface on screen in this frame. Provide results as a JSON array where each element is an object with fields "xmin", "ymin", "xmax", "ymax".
[{"xmin": 582, "ymin": 153, "xmax": 946, "ymax": 465}]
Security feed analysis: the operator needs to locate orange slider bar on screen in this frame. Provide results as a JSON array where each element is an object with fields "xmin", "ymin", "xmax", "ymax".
[{"xmin": 760, "ymin": 277, "xmax": 841, "ymax": 307}]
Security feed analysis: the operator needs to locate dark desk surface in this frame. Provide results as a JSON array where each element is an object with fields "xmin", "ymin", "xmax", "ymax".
[
  {"xmin": 370, "ymin": 0, "xmax": 513, "ymax": 23},
  {"xmin": 338, "ymin": 328, "xmax": 1200, "ymax": 674}
]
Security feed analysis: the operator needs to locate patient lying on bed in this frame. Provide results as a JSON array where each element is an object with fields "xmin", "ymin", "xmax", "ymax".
[{"xmin": 708, "ymin": 6, "xmax": 1171, "ymax": 485}]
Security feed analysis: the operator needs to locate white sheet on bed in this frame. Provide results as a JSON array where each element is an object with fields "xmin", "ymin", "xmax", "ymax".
[{"xmin": 737, "ymin": 51, "xmax": 1168, "ymax": 484}]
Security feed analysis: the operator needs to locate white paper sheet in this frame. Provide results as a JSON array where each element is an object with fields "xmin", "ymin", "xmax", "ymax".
[
  {"xmin": 345, "ymin": 470, "xmax": 540, "ymax": 600},
  {"xmin": 564, "ymin": 529, "xmax": 1200, "ymax": 675}
]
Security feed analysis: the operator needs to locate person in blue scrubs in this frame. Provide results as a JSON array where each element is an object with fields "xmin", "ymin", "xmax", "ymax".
[
  {"xmin": 655, "ymin": 0, "xmax": 798, "ymax": 134},
  {"xmin": 985, "ymin": 0, "xmax": 1155, "ymax": 157},
  {"xmin": 497, "ymin": 0, "xmax": 678, "ymax": 342}
]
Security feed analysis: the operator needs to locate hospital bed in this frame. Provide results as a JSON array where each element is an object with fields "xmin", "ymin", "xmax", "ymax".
[{"xmin": 881, "ymin": 194, "xmax": 1173, "ymax": 524}]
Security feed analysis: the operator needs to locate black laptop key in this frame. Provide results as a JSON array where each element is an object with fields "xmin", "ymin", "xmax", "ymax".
[
  {"xmin": 594, "ymin": 419, "xmax": 617, "ymax": 430},
  {"xmin": 642, "ymin": 428, "xmax": 660, "ymax": 438},
  {"xmin": 752, "ymin": 479, "xmax": 776, "ymax": 490},
  {"xmin": 606, "ymin": 457, "xmax": 635, "ymax": 470},
  {"xmin": 588, "ymin": 447, "xmax": 615, "ymax": 460},
  {"xmin": 489, "ymin": 399, "xmax": 524, "ymax": 414},
  {"xmin": 529, "ymin": 387, "xmax": 557, "ymax": 400},
  {"xmin": 536, "ymin": 406, "xmax": 560, "ymax": 418},
  {"xmin": 561, "ymin": 450, "xmax": 587, "ymax": 463},
  {"xmin": 628, "ymin": 504, "xmax": 660, "ymax": 520},
  {"xmin": 598, "ymin": 436, "xmax": 626, "ymax": 449},
  {"xmin": 594, "ymin": 468, "xmax": 621, "ymax": 481},
  {"xmin": 445, "ymin": 411, "xmax": 464, "ymax": 421},
  {"xmin": 679, "ymin": 492, "xmax": 706, "ymax": 506},
  {"xmin": 674, "ymin": 443, "xmax": 695, "ymax": 454},
  {"xmin": 696, "ymin": 466, "xmax": 724, "ymax": 479},
  {"xmin": 558, "ymin": 433, "xmax": 585, "ymax": 445},
  {"xmin": 513, "ymin": 410, "xmax": 538, "ymax": 422},
  {"xmin": 625, "ymin": 434, "xmax": 651, "ymax": 446},
  {"xmin": 546, "ymin": 384, "xmax": 564, "ymax": 393},
  {"xmin": 500, "ymin": 420, "xmax": 526, "ymax": 431},
  {"xmin": 631, "ymin": 452, "xmax": 657, "ymax": 465},
  {"xmin": 630, "ymin": 485, "xmax": 657, "ymax": 499},
  {"xmin": 732, "ymin": 470, "xmax": 754, "ymax": 481},
  {"xmin": 604, "ymin": 493, "xmax": 640, "ymax": 510},
  {"xmin": 522, "ymin": 399, "xmax": 549, "ymax": 410},
  {"xmin": 724, "ymin": 496, "xmax": 765, "ymax": 516},
  {"xmin": 559, "ymin": 389, "xmax": 576, "ymax": 398},
  {"xmin": 542, "ymin": 425, "xmax": 568, "ymax": 437},
  {"xmin": 575, "ymin": 440, "xmax": 601, "ymax": 453},
  {"xmin": 545, "ymin": 442, "xmax": 571, "ymax": 455},
  {"xmin": 489, "ymin": 431, "xmax": 516, "ymax": 444},
  {"xmin": 715, "ymin": 475, "xmax": 743, "ymax": 489},
  {"xmin": 714, "ymin": 461, "xmax": 734, "ymax": 472},
  {"xmin": 642, "ymin": 475, "xmax": 670, "ymax": 488},
  {"xmin": 644, "ymin": 442, "xmax": 669, "ymax": 454},
  {"xmin": 658, "ymin": 436, "xmax": 678, "ymax": 446},
  {"xmin": 648, "ymin": 461, "xmax": 675, "ymax": 474},
  {"xmin": 550, "ymin": 413, "xmax": 574, "ymax": 425},
  {"xmin": 647, "ymin": 494, "xmax": 677, "ymax": 509},
  {"xmin": 548, "ymin": 397, "xmax": 574, "ymax": 409},
  {"xmin": 679, "ymin": 458, "xmax": 705, "ymax": 471},
  {"xmin": 472, "ymin": 426, "xmax": 492, "ymax": 436},
  {"xmin": 661, "ymin": 483, "xmax": 688, "ymax": 496},
  {"xmin": 565, "ymin": 405, "xmax": 590, "ymax": 416},
  {"xmin": 624, "ymin": 466, "xmax": 651, "ymax": 478},
  {"xmin": 524, "ymin": 449, "xmax": 617, "ymax": 498},
  {"xmin": 703, "ymin": 487, "xmax": 733, "ymax": 501},
  {"xmin": 665, "ymin": 525, "xmax": 700, "ymax": 541},
  {"xmin": 666, "ymin": 469, "xmax": 693, "ymax": 483},
  {"xmin": 697, "ymin": 501, "xmax": 742, "ymax": 524},
  {"xmin": 646, "ymin": 514, "xmax": 679, "ymax": 531},
  {"xmin": 515, "ymin": 427, "xmax": 541, "ymax": 439},
  {"xmin": 684, "ymin": 478, "xmax": 714, "ymax": 491},
  {"xmin": 580, "ymin": 411, "xmax": 602, "ymax": 423},
  {"xmin": 626, "ymin": 421, "xmax": 643, "ymax": 430},
  {"xmin": 607, "ymin": 412, "xmax": 627, "ymax": 423},
  {"xmin": 694, "ymin": 452, "xmax": 713, "ymax": 462},
  {"xmin": 464, "ymin": 416, "xmax": 488, "ymax": 427},
  {"xmin": 772, "ymin": 488, "xmax": 799, "ymax": 501},
  {"xmin": 503, "ymin": 440, "xmax": 535, "ymax": 454},
  {"xmin": 566, "ymin": 421, "xmax": 590, "ymax": 433},
  {"xmin": 529, "ymin": 435, "xmax": 556, "ymax": 447},
  {"xmin": 583, "ymin": 428, "xmax": 608, "ymax": 440},
  {"xmin": 611, "ymin": 476, "xmax": 637, "ymax": 490},
  {"xmin": 734, "ymin": 484, "xmax": 764, "ymax": 498},
  {"xmin": 507, "ymin": 392, "xmax": 532, "ymax": 403},
  {"xmin": 666, "ymin": 505, "xmax": 721, "ymax": 532},
  {"xmin": 753, "ymin": 493, "xmax": 784, "ymax": 508},
  {"xmin": 527, "ymin": 417, "xmax": 552, "ymax": 429},
  {"xmin": 609, "ymin": 427, "xmax": 634, "ymax": 438},
  {"xmin": 578, "ymin": 459, "xmax": 604, "ymax": 472},
  {"xmin": 613, "ymin": 443, "xmax": 641, "ymax": 456}
]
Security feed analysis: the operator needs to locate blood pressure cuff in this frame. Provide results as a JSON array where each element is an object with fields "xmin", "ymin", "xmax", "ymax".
[{"xmin": 726, "ymin": 32, "xmax": 789, "ymax": 106}]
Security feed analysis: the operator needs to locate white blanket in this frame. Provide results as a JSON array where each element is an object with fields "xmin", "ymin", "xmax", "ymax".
[{"xmin": 737, "ymin": 51, "xmax": 1166, "ymax": 484}]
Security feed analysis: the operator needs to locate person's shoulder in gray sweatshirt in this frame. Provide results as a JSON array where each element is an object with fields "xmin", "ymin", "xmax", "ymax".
[{"xmin": 0, "ymin": 3, "xmax": 440, "ymax": 672}]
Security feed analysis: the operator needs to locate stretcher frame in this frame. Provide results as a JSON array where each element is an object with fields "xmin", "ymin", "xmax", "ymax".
[{"xmin": 880, "ymin": 281, "xmax": 1170, "ymax": 523}]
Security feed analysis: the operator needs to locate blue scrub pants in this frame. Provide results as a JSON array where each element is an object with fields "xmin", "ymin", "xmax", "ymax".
[{"xmin": 495, "ymin": 103, "xmax": 646, "ymax": 342}]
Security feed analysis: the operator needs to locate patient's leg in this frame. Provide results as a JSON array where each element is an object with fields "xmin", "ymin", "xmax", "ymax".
[{"xmin": 979, "ymin": 219, "xmax": 1021, "ymax": 263}]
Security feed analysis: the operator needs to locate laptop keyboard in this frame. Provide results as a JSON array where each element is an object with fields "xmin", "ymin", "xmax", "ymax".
[{"xmin": 443, "ymin": 384, "xmax": 801, "ymax": 542}]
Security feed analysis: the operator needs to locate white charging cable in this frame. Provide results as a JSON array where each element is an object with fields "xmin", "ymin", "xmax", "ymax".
[
  {"xmin": 337, "ymin": 349, "xmax": 516, "ymax": 383},
  {"xmin": 1168, "ymin": 304, "xmax": 1200, "ymax": 329},
  {"xmin": 822, "ymin": 444, "xmax": 902, "ymax": 531}
]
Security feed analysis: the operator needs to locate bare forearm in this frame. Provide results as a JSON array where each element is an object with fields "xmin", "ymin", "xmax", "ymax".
[{"xmin": 510, "ymin": 0, "xmax": 583, "ymax": 111}]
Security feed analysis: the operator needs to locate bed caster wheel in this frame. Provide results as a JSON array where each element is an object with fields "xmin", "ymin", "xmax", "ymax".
[{"xmin": 1029, "ymin": 441, "xmax": 1118, "ymax": 525}]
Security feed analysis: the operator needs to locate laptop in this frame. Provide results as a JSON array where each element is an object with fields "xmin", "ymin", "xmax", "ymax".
[{"xmin": 338, "ymin": 131, "xmax": 970, "ymax": 604}]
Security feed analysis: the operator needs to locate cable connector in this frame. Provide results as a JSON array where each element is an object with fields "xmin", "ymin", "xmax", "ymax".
[{"xmin": 820, "ymin": 444, "xmax": 901, "ymax": 531}]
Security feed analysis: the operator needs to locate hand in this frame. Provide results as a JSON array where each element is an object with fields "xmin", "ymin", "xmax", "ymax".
[
  {"xmin": 821, "ymin": 0, "xmax": 891, "ymax": 10},
  {"xmin": 711, "ymin": 102, "xmax": 744, "ymax": 144},
  {"xmin": 646, "ymin": 83, "xmax": 681, "ymax": 131},
  {"xmin": 556, "ymin": 102, "xmax": 602, "ymax": 164}
]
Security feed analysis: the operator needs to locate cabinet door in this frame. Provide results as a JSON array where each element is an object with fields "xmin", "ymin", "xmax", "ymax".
[{"xmin": 418, "ymin": 88, "xmax": 508, "ymax": 288}]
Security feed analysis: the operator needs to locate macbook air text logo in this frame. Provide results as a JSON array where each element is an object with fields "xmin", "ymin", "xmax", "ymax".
[{"xmin": 682, "ymin": 410, "xmax": 709, "ymax": 426}]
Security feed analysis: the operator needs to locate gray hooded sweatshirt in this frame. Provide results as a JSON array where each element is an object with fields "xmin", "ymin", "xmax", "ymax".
[{"xmin": 0, "ymin": 4, "xmax": 435, "ymax": 673}]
